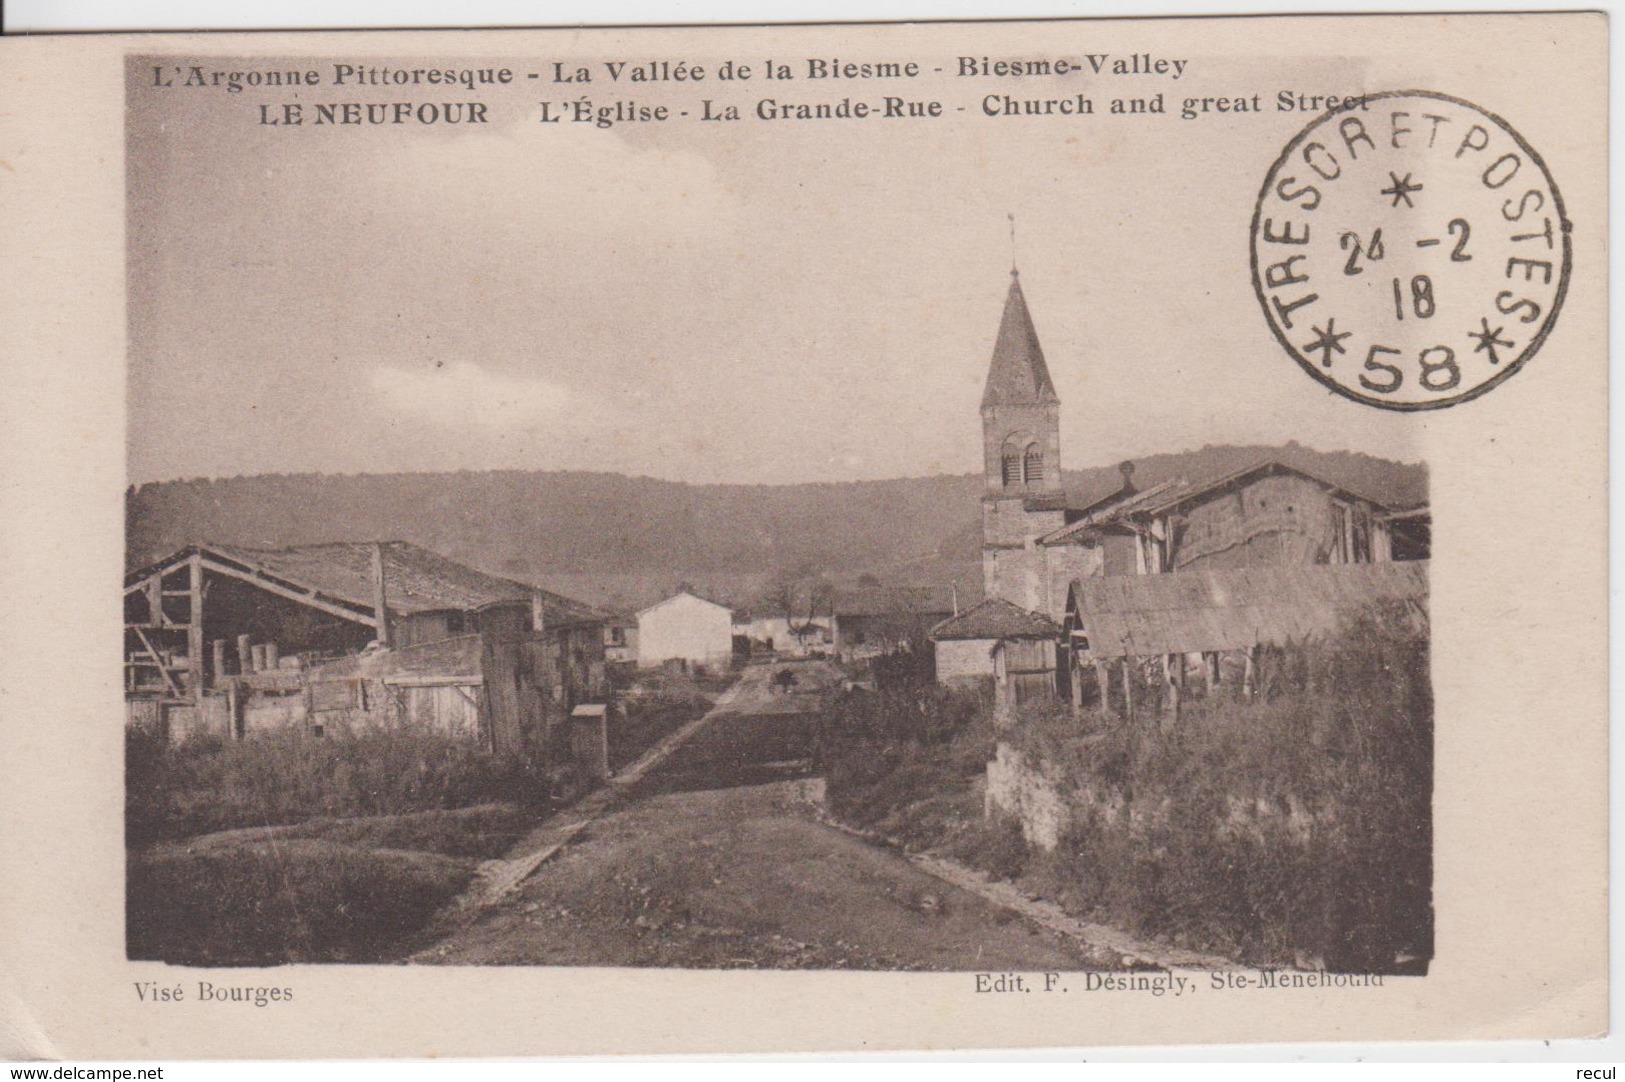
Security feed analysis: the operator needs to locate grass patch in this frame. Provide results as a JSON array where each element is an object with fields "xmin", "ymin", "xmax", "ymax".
[
  {"xmin": 153, "ymin": 804, "xmax": 539, "ymax": 861},
  {"xmin": 128, "ymin": 838, "xmax": 475, "ymax": 965},
  {"xmin": 127, "ymin": 727, "xmax": 552, "ymax": 847}
]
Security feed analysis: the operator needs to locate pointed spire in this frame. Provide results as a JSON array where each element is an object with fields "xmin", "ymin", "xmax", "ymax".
[{"xmin": 981, "ymin": 272, "xmax": 1059, "ymax": 408}]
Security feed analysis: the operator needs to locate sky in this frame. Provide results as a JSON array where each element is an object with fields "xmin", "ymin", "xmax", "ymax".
[{"xmin": 126, "ymin": 41, "xmax": 1422, "ymax": 486}]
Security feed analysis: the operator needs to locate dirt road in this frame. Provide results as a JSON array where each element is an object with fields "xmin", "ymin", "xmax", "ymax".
[{"xmin": 413, "ymin": 662, "xmax": 1124, "ymax": 970}]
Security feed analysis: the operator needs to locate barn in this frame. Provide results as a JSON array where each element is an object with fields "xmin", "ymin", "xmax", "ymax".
[
  {"xmin": 636, "ymin": 589, "xmax": 734, "ymax": 671},
  {"xmin": 123, "ymin": 540, "xmax": 607, "ymax": 754}
]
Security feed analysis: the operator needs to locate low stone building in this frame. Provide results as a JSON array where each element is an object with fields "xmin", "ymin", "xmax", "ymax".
[{"xmin": 929, "ymin": 597, "xmax": 1063, "ymax": 708}]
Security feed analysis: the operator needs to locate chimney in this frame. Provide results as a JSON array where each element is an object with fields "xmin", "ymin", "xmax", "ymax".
[
  {"xmin": 371, "ymin": 543, "xmax": 393, "ymax": 649},
  {"xmin": 1119, "ymin": 460, "xmax": 1137, "ymax": 494}
]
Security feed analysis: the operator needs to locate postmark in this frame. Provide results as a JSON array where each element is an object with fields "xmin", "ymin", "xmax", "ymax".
[{"xmin": 1251, "ymin": 90, "xmax": 1571, "ymax": 410}]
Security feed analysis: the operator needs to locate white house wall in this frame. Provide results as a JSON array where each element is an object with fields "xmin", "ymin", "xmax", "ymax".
[{"xmin": 637, "ymin": 594, "xmax": 734, "ymax": 670}]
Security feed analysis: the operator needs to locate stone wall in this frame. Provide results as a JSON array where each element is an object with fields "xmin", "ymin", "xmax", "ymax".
[
  {"xmin": 986, "ymin": 738, "xmax": 1317, "ymax": 852},
  {"xmin": 935, "ymin": 637, "xmax": 998, "ymax": 681},
  {"xmin": 984, "ymin": 743, "xmax": 1069, "ymax": 850}
]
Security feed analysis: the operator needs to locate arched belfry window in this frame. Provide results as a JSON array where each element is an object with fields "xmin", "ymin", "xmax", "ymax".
[
  {"xmin": 1001, "ymin": 450, "xmax": 1022, "ymax": 487},
  {"xmin": 1023, "ymin": 444, "xmax": 1044, "ymax": 484}
]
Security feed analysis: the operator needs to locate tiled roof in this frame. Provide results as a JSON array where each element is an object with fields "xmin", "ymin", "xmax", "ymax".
[
  {"xmin": 929, "ymin": 598, "xmax": 1062, "ymax": 641},
  {"xmin": 1070, "ymin": 560, "xmax": 1429, "ymax": 658},
  {"xmin": 981, "ymin": 272, "xmax": 1060, "ymax": 408}
]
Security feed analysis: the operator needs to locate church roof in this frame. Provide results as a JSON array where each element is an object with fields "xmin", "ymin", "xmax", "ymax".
[{"xmin": 981, "ymin": 272, "xmax": 1060, "ymax": 408}]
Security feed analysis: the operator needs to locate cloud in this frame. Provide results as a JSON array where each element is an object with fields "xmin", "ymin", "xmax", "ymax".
[{"xmin": 371, "ymin": 360, "xmax": 578, "ymax": 429}]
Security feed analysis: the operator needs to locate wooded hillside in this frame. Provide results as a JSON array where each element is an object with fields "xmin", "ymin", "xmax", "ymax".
[{"xmin": 128, "ymin": 443, "xmax": 1426, "ymax": 612}]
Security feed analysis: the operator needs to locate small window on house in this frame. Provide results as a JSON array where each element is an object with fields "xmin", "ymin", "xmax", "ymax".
[
  {"xmin": 1023, "ymin": 445, "xmax": 1044, "ymax": 484},
  {"xmin": 1001, "ymin": 452, "xmax": 1021, "ymax": 487},
  {"xmin": 446, "ymin": 611, "xmax": 466, "ymax": 634}
]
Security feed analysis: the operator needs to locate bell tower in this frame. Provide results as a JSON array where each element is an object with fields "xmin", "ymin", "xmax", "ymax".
[{"xmin": 980, "ymin": 269, "xmax": 1066, "ymax": 613}]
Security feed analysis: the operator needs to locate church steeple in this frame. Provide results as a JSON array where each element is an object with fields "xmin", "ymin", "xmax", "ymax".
[
  {"xmin": 981, "ymin": 271, "xmax": 1060, "ymax": 409},
  {"xmin": 980, "ymin": 270, "xmax": 1063, "ymax": 499}
]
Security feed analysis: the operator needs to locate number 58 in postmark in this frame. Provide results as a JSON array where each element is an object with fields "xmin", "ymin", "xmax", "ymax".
[{"xmin": 1250, "ymin": 90, "xmax": 1571, "ymax": 410}]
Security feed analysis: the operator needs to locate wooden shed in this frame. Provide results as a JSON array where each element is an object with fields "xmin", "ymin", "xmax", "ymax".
[
  {"xmin": 929, "ymin": 597, "xmax": 1065, "ymax": 709},
  {"xmin": 124, "ymin": 540, "xmax": 607, "ymax": 755},
  {"xmin": 1064, "ymin": 560, "xmax": 1429, "ymax": 718}
]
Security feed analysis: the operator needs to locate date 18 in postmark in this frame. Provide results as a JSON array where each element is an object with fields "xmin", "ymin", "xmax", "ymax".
[{"xmin": 1251, "ymin": 91, "xmax": 1571, "ymax": 410}]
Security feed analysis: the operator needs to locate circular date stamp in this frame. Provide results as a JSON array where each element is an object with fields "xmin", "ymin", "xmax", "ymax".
[{"xmin": 1250, "ymin": 90, "xmax": 1571, "ymax": 410}]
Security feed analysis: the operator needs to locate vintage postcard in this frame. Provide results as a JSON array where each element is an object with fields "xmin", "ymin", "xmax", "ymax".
[{"xmin": 0, "ymin": 11, "xmax": 1607, "ymax": 1059}]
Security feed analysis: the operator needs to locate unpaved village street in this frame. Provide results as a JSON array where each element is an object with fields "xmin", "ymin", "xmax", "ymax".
[{"xmin": 412, "ymin": 663, "xmax": 1124, "ymax": 970}]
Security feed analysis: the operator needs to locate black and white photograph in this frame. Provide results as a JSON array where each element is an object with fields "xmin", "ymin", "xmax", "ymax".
[
  {"xmin": 0, "ymin": 10, "xmax": 1607, "ymax": 1061},
  {"xmin": 119, "ymin": 41, "xmax": 1443, "ymax": 976}
]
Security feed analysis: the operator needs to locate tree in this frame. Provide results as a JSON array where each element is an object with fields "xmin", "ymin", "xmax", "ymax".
[{"xmin": 767, "ymin": 565, "xmax": 834, "ymax": 649}]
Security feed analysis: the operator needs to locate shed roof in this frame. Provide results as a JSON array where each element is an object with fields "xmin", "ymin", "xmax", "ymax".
[
  {"xmin": 1069, "ymin": 560, "xmax": 1428, "ymax": 658},
  {"xmin": 930, "ymin": 598, "xmax": 1062, "ymax": 641},
  {"xmin": 126, "ymin": 541, "xmax": 602, "ymax": 626},
  {"xmin": 308, "ymin": 634, "xmax": 484, "ymax": 685}
]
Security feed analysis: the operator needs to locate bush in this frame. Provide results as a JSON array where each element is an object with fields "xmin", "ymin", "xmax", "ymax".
[
  {"xmin": 1014, "ymin": 605, "xmax": 1433, "ymax": 969},
  {"xmin": 821, "ymin": 684, "xmax": 993, "ymax": 832},
  {"xmin": 947, "ymin": 814, "xmax": 1029, "ymax": 883}
]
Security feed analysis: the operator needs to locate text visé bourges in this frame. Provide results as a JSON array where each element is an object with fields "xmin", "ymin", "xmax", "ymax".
[{"xmin": 134, "ymin": 981, "xmax": 293, "ymax": 1007}]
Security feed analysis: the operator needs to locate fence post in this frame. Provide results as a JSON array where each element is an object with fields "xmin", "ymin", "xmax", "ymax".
[
  {"xmin": 1122, "ymin": 657, "xmax": 1134, "ymax": 722},
  {"xmin": 1164, "ymin": 654, "xmax": 1181, "ymax": 728}
]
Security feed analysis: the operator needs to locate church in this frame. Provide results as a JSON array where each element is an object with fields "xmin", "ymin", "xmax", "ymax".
[{"xmin": 932, "ymin": 267, "xmax": 1427, "ymax": 703}]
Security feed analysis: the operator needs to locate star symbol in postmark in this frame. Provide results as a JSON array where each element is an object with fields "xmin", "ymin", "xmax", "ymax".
[
  {"xmin": 1467, "ymin": 318, "xmax": 1514, "ymax": 365},
  {"xmin": 1380, "ymin": 171, "xmax": 1423, "ymax": 208},
  {"xmin": 1301, "ymin": 320, "xmax": 1352, "ymax": 368}
]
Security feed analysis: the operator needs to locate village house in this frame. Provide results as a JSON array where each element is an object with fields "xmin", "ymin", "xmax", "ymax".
[
  {"xmin": 934, "ymin": 266, "xmax": 1431, "ymax": 705},
  {"xmin": 636, "ymin": 588, "xmax": 734, "ymax": 671},
  {"xmin": 928, "ymin": 597, "xmax": 1064, "ymax": 710},
  {"xmin": 734, "ymin": 612, "xmax": 832, "ymax": 657},
  {"xmin": 829, "ymin": 585, "xmax": 957, "ymax": 661},
  {"xmin": 123, "ymin": 540, "xmax": 607, "ymax": 755},
  {"xmin": 603, "ymin": 613, "xmax": 639, "ymax": 666}
]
